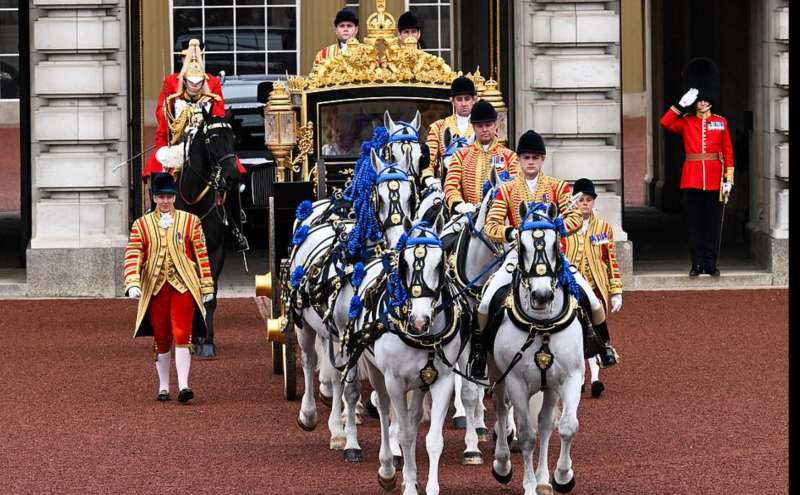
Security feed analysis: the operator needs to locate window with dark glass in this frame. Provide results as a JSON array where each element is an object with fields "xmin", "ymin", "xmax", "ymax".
[
  {"xmin": 0, "ymin": 1, "xmax": 19, "ymax": 99},
  {"xmin": 408, "ymin": 0, "xmax": 452, "ymax": 65}
]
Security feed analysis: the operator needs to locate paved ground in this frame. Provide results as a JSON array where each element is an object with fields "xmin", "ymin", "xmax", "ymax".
[{"xmin": 0, "ymin": 290, "xmax": 788, "ymax": 494}]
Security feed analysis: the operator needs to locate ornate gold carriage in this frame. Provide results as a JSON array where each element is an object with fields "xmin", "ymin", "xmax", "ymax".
[{"xmin": 254, "ymin": 0, "xmax": 508, "ymax": 400}]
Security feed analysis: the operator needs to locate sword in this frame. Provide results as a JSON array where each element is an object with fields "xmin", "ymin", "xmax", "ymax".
[{"xmin": 111, "ymin": 144, "xmax": 157, "ymax": 173}]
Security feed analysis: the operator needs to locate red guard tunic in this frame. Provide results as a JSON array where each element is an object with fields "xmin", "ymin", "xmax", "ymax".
[
  {"xmin": 660, "ymin": 106, "xmax": 735, "ymax": 191},
  {"xmin": 124, "ymin": 209, "xmax": 214, "ymax": 352}
]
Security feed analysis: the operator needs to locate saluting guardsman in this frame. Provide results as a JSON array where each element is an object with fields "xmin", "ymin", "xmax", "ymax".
[
  {"xmin": 397, "ymin": 10, "xmax": 422, "ymax": 47},
  {"xmin": 124, "ymin": 173, "xmax": 215, "ymax": 403},
  {"xmin": 443, "ymin": 100, "xmax": 519, "ymax": 216},
  {"xmin": 313, "ymin": 8, "xmax": 360, "ymax": 69},
  {"xmin": 660, "ymin": 57, "xmax": 734, "ymax": 277},
  {"xmin": 420, "ymin": 76, "xmax": 477, "ymax": 190},
  {"xmin": 468, "ymin": 130, "xmax": 589, "ymax": 378},
  {"xmin": 563, "ymin": 178, "xmax": 623, "ymax": 395}
]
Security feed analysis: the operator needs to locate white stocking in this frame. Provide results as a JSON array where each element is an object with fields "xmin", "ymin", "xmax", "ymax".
[
  {"xmin": 175, "ymin": 347, "xmax": 192, "ymax": 390},
  {"xmin": 156, "ymin": 352, "xmax": 171, "ymax": 392}
]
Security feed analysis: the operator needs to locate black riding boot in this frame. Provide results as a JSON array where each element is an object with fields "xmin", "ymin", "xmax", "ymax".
[
  {"xmin": 594, "ymin": 321, "xmax": 619, "ymax": 368},
  {"xmin": 468, "ymin": 312, "xmax": 489, "ymax": 379}
]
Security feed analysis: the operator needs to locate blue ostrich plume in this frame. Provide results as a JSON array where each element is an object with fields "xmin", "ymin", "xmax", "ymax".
[
  {"xmin": 295, "ymin": 200, "xmax": 313, "ymax": 222},
  {"xmin": 558, "ymin": 253, "xmax": 582, "ymax": 301},
  {"xmin": 348, "ymin": 295, "xmax": 363, "ymax": 319},
  {"xmin": 351, "ymin": 262, "xmax": 366, "ymax": 288},
  {"xmin": 290, "ymin": 266, "xmax": 305, "ymax": 289},
  {"xmin": 292, "ymin": 225, "xmax": 310, "ymax": 245}
]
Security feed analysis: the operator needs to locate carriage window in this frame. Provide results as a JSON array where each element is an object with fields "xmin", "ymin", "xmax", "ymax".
[
  {"xmin": 319, "ymin": 99, "xmax": 452, "ymax": 158},
  {"xmin": 171, "ymin": 1, "xmax": 299, "ymax": 77},
  {"xmin": 408, "ymin": 0, "xmax": 452, "ymax": 65}
]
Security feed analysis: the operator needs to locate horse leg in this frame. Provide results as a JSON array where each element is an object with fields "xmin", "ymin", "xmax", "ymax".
[
  {"xmin": 506, "ymin": 377, "xmax": 539, "ymax": 495},
  {"xmin": 491, "ymin": 379, "xmax": 513, "ymax": 484},
  {"xmin": 367, "ymin": 362, "xmax": 397, "ymax": 491},
  {"xmin": 588, "ymin": 357, "xmax": 603, "ymax": 398},
  {"xmin": 295, "ymin": 322, "xmax": 319, "ymax": 431},
  {"xmin": 553, "ymin": 373, "xmax": 582, "ymax": 492},
  {"xmin": 534, "ymin": 388, "xmax": 560, "ymax": 494},
  {"xmin": 316, "ymin": 335, "xmax": 333, "ymax": 405},
  {"xmin": 386, "ymin": 380, "xmax": 418, "ymax": 495},
  {"xmin": 199, "ymin": 238, "xmax": 224, "ymax": 357},
  {"xmin": 318, "ymin": 337, "xmax": 345, "ymax": 450},
  {"xmin": 425, "ymin": 373, "xmax": 454, "ymax": 495},
  {"xmin": 457, "ymin": 352, "xmax": 481, "ymax": 464},
  {"xmin": 475, "ymin": 386, "xmax": 490, "ymax": 443},
  {"xmin": 342, "ymin": 365, "xmax": 364, "ymax": 462},
  {"xmin": 452, "ymin": 370, "xmax": 466, "ymax": 428}
]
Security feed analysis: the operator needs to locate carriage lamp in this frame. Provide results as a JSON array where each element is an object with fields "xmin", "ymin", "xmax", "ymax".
[
  {"xmin": 264, "ymin": 81, "xmax": 297, "ymax": 182},
  {"xmin": 481, "ymin": 78, "xmax": 508, "ymax": 145}
]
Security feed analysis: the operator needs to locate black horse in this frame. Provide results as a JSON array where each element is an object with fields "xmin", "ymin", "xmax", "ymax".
[{"xmin": 174, "ymin": 109, "xmax": 242, "ymax": 358}]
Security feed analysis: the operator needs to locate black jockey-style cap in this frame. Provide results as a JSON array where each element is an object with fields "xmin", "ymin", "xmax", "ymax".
[
  {"xmin": 682, "ymin": 57, "xmax": 720, "ymax": 107},
  {"xmin": 450, "ymin": 76, "xmax": 476, "ymax": 97},
  {"xmin": 152, "ymin": 172, "xmax": 177, "ymax": 195},
  {"xmin": 334, "ymin": 8, "xmax": 359, "ymax": 27},
  {"xmin": 573, "ymin": 178, "xmax": 597, "ymax": 199},
  {"xmin": 470, "ymin": 100, "xmax": 497, "ymax": 123},
  {"xmin": 398, "ymin": 11, "xmax": 421, "ymax": 31},
  {"xmin": 516, "ymin": 130, "xmax": 546, "ymax": 156}
]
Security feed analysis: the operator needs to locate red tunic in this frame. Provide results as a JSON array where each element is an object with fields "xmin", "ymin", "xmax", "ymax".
[
  {"xmin": 144, "ymin": 73, "xmax": 245, "ymax": 178},
  {"xmin": 660, "ymin": 107, "xmax": 734, "ymax": 191}
]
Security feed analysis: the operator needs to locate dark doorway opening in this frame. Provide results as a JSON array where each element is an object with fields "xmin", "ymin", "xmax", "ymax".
[{"xmin": 627, "ymin": 0, "xmax": 754, "ymax": 271}]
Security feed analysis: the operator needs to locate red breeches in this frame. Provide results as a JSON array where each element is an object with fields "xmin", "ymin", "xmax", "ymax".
[{"xmin": 149, "ymin": 284, "xmax": 194, "ymax": 353}]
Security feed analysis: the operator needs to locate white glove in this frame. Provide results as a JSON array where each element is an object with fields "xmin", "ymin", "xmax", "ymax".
[
  {"xmin": 202, "ymin": 293, "xmax": 215, "ymax": 303},
  {"xmin": 678, "ymin": 88, "xmax": 699, "ymax": 109},
  {"xmin": 155, "ymin": 143, "xmax": 186, "ymax": 171},
  {"xmin": 611, "ymin": 294, "xmax": 622, "ymax": 313},
  {"xmin": 567, "ymin": 191, "xmax": 583, "ymax": 210},
  {"xmin": 127, "ymin": 287, "xmax": 142, "ymax": 299},
  {"xmin": 721, "ymin": 182, "xmax": 733, "ymax": 196},
  {"xmin": 239, "ymin": 183, "xmax": 246, "ymax": 193},
  {"xmin": 423, "ymin": 176, "xmax": 442, "ymax": 191},
  {"xmin": 454, "ymin": 202, "xmax": 476, "ymax": 215}
]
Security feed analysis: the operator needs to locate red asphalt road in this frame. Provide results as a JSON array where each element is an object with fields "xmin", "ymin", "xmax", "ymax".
[{"xmin": 0, "ymin": 290, "xmax": 787, "ymax": 494}]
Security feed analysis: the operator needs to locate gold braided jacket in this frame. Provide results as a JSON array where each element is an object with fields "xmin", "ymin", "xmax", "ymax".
[
  {"xmin": 443, "ymin": 139, "xmax": 519, "ymax": 210},
  {"xmin": 421, "ymin": 115, "xmax": 475, "ymax": 180}
]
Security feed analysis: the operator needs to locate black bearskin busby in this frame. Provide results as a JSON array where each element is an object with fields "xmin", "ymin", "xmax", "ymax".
[{"xmin": 682, "ymin": 57, "xmax": 720, "ymax": 107}]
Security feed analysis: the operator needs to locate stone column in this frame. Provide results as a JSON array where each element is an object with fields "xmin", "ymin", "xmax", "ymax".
[
  {"xmin": 514, "ymin": 1, "xmax": 630, "ymax": 279},
  {"xmin": 749, "ymin": 0, "xmax": 788, "ymax": 285},
  {"xmin": 28, "ymin": 0, "xmax": 128, "ymax": 296}
]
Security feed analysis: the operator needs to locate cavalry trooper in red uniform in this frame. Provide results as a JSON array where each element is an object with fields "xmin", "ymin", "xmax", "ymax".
[
  {"xmin": 420, "ymin": 76, "xmax": 476, "ymax": 190},
  {"xmin": 313, "ymin": 8, "xmax": 360, "ymax": 70},
  {"xmin": 124, "ymin": 173, "xmax": 215, "ymax": 403},
  {"xmin": 660, "ymin": 57, "xmax": 734, "ymax": 276},
  {"xmin": 146, "ymin": 38, "xmax": 249, "ymax": 252},
  {"xmin": 444, "ymin": 100, "xmax": 519, "ymax": 216}
]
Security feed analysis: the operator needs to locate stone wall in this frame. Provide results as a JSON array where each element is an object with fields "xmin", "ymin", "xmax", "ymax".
[{"xmin": 27, "ymin": 0, "xmax": 128, "ymax": 296}]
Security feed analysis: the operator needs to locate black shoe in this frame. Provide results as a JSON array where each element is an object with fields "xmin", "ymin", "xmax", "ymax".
[
  {"xmin": 178, "ymin": 388, "xmax": 194, "ymax": 403},
  {"xmin": 689, "ymin": 265, "xmax": 701, "ymax": 277},
  {"xmin": 598, "ymin": 345, "xmax": 618, "ymax": 368},
  {"xmin": 705, "ymin": 266, "xmax": 720, "ymax": 277},
  {"xmin": 156, "ymin": 390, "xmax": 171, "ymax": 402}
]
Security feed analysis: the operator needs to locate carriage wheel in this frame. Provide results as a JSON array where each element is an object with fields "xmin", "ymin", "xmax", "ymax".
[
  {"xmin": 271, "ymin": 341, "xmax": 284, "ymax": 375},
  {"xmin": 282, "ymin": 327, "xmax": 298, "ymax": 400}
]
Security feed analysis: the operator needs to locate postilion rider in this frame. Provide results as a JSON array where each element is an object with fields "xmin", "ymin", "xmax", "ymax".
[
  {"xmin": 124, "ymin": 173, "xmax": 215, "ymax": 403},
  {"xmin": 144, "ymin": 39, "xmax": 249, "ymax": 252},
  {"xmin": 420, "ymin": 76, "xmax": 477, "ymax": 191},
  {"xmin": 313, "ymin": 8, "xmax": 360, "ymax": 70},
  {"xmin": 469, "ymin": 130, "xmax": 612, "ymax": 379},
  {"xmin": 443, "ymin": 100, "xmax": 519, "ymax": 217},
  {"xmin": 562, "ymin": 177, "xmax": 623, "ymax": 387}
]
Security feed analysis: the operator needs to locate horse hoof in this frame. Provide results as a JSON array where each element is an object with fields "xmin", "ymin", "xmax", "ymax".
[
  {"xmin": 393, "ymin": 455, "xmax": 403, "ymax": 470},
  {"xmin": 476, "ymin": 427, "xmax": 490, "ymax": 443},
  {"xmin": 552, "ymin": 473, "xmax": 576, "ymax": 493},
  {"xmin": 320, "ymin": 392, "xmax": 332, "ymax": 408},
  {"xmin": 343, "ymin": 448, "xmax": 364, "ymax": 463},
  {"xmin": 591, "ymin": 381, "xmax": 605, "ymax": 398},
  {"xmin": 462, "ymin": 451, "xmax": 483, "ymax": 465},
  {"xmin": 296, "ymin": 414, "xmax": 317, "ymax": 432},
  {"xmin": 378, "ymin": 472, "xmax": 398, "ymax": 492},
  {"xmin": 536, "ymin": 484, "xmax": 554, "ymax": 495},
  {"xmin": 491, "ymin": 465, "xmax": 512, "ymax": 484},
  {"xmin": 366, "ymin": 399, "xmax": 380, "ymax": 419},
  {"xmin": 452, "ymin": 416, "xmax": 466, "ymax": 429},
  {"xmin": 329, "ymin": 436, "xmax": 346, "ymax": 450}
]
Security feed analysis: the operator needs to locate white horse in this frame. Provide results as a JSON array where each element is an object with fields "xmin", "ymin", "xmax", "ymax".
[
  {"xmin": 355, "ymin": 217, "xmax": 474, "ymax": 495},
  {"xmin": 383, "ymin": 110, "xmax": 426, "ymax": 182},
  {"xmin": 488, "ymin": 201, "xmax": 586, "ymax": 495},
  {"xmin": 289, "ymin": 149, "xmax": 418, "ymax": 462}
]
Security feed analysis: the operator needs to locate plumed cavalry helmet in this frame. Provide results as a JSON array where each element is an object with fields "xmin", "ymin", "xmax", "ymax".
[
  {"xmin": 572, "ymin": 178, "xmax": 597, "ymax": 199},
  {"xmin": 516, "ymin": 130, "xmax": 546, "ymax": 156},
  {"xmin": 450, "ymin": 76, "xmax": 476, "ymax": 97},
  {"xmin": 151, "ymin": 172, "xmax": 177, "ymax": 196},
  {"xmin": 682, "ymin": 57, "xmax": 720, "ymax": 107},
  {"xmin": 334, "ymin": 8, "xmax": 359, "ymax": 26},
  {"xmin": 470, "ymin": 100, "xmax": 497, "ymax": 123},
  {"xmin": 397, "ymin": 11, "xmax": 421, "ymax": 30},
  {"xmin": 180, "ymin": 39, "xmax": 206, "ymax": 85}
]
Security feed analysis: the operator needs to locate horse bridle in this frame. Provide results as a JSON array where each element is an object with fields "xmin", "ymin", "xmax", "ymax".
[
  {"xmin": 517, "ymin": 210, "xmax": 561, "ymax": 294},
  {"xmin": 373, "ymin": 165, "xmax": 418, "ymax": 231},
  {"xmin": 179, "ymin": 120, "xmax": 236, "ymax": 208},
  {"xmin": 384, "ymin": 122, "xmax": 430, "ymax": 178}
]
